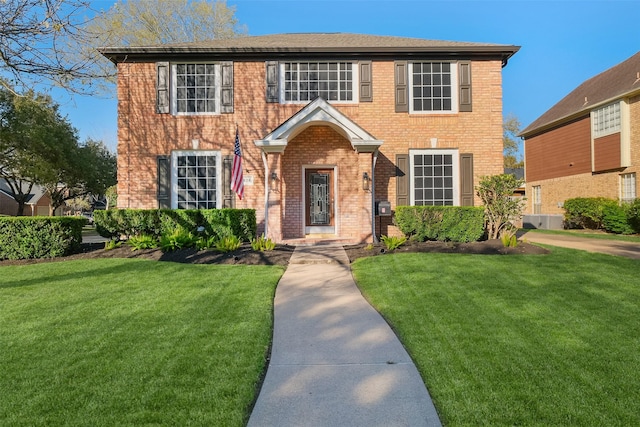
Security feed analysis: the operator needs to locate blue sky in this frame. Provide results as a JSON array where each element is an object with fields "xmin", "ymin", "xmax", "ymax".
[{"xmin": 65, "ymin": 0, "xmax": 639, "ymax": 152}]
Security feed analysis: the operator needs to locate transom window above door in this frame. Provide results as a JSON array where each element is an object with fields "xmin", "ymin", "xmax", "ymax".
[{"xmin": 281, "ymin": 61, "xmax": 357, "ymax": 103}]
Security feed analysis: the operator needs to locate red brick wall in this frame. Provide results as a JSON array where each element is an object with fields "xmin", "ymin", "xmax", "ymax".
[{"xmin": 116, "ymin": 58, "xmax": 505, "ymax": 241}]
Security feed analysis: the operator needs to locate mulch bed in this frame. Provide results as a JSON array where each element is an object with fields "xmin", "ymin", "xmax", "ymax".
[{"xmin": 0, "ymin": 239, "xmax": 548, "ymax": 267}]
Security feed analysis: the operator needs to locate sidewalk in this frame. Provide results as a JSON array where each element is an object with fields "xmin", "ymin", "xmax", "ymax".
[
  {"xmin": 247, "ymin": 245, "xmax": 442, "ymax": 427},
  {"xmin": 519, "ymin": 230, "xmax": 640, "ymax": 260}
]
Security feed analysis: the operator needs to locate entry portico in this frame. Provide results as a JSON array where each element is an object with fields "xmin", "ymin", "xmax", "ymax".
[{"xmin": 255, "ymin": 97, "xmax": 383, "ymax": 243}]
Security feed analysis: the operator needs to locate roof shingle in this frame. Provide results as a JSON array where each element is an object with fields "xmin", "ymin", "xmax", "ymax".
[{"xmin": 521, "ymin": 51, "xmax": 640, "ymax": 137}]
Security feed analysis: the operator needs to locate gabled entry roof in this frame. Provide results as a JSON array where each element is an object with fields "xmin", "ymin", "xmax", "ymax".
[{"xmin": 254, "ymin": 97, "xmax": 383, "ymax": 153}]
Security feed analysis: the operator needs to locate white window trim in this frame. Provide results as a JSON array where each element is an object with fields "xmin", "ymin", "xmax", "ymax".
[
  {"xmin": 278, "ymin": 61, "xmax": 359, "ymax": 105},
  {"xmin": 620, "ymin": 172, "xmax": 636, "ymax": 203},
  {"xmin": 408, "ymin": 61, "xmax": 459, "ymax": 114},
  {"xmin": 170, "ymin": 150, "xmax": 222, "ymax": 209},
  {"xmin": 409, "ymin": 149, "xmax": 460, "ymax": 206},
  {"xmin": 171, "ymin": 63, "xmax": 221, "ymax": 116}
]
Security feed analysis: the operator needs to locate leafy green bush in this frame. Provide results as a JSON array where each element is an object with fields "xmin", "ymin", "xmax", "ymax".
[
  {"xmin": 95, "ymin": 208, "xmax": 257, "ymax": 242},
  {"xmin": 250, "ymin": 235, "xmax": 276, "ymax": 251},
  {"xmin": 127, "ymin": 234, "xmax": 158, "ymax": 251},
  {"xmin": 0, "ymin": 216, "xmax": 85, "ymax": 260},
  {"xmin": 160, "ymin": 229, "xmax": 198, "ymax": 252},
  {"xmin": 394, "ymin": 206, "xmax": 485, "ymax": 242},
  {"xmin": 602, "ymin": 203, "xmax": 634, "ymax": 234},
  {"xmin": 215, "ymin": 235, "xmax": 242, "ymax": 252},
  {"xmin": 196, "ymin": 235, "xmax": 217, "ymax": 250},
  {"xmin": 380, "ymin": 235, "xmax": 407, "ymax": 251},
  {"xmin": 104, "ymin": 240, "xmax": 122, "ymax": 250},
  {"xmin": 476, "ymin": 174, "xmax": 526, "ymax": 240},
  {"xmin": 563, "ymin": 197, "xmax": 618, "ymax": 229},
  {"xmin": 626, "ymin": 199, "xmax": 640, "ymax": 233}
]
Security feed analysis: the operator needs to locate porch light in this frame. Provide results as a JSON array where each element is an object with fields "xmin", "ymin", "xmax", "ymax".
[
  {"xmin": 270, "ymin": 172, "xmax": 278, "ymax": 191},
  {"xmin": 362, "ymin": 172, "xmax": 370, "ymax": 191}
]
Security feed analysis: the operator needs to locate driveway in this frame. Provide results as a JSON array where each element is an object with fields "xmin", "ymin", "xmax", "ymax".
[{"xmin": 518, "ymin": 230, "xmax": 640, "ymax": 260}]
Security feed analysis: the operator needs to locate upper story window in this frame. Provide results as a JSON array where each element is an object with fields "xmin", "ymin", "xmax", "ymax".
[
  {"xmin": 592, "ymin": 102, "xmax": 621, "ymax": 138},
  {"xmin": 156, "ymin": 61, "xmax": 233, "ymax": 115},
  {"xmin": 281, "ymin": 61, "xmax": 357, "ymax": 103},
  {"xmin": 173, "ymin": 63, "xmax": 219, "ymax": 114},
  {"xmin": 410, "ymin": 62, "xmax": 458, "ymax": 113}
]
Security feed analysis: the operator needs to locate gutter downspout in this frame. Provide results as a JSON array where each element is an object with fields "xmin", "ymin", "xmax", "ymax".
[
  {"xmin": 371, "ymin": 149, "xmax": 379, "ymax": 243},
  {"xmin": 261, "ymin": 151, "xmax": 269, "ymax": 238}
]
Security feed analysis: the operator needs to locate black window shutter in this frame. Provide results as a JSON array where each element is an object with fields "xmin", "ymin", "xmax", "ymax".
[
  {"xmin": 221, "ymin": 61, "xmax": 234, "ymax": 113},
  {"xmin": 460, "ymin": 153, "xmax": 474, "ymax": 206},
  {"xmin": 157, "ymin": 155, "xmax": 171, "ymax": 208},
  {"xmin": 394, "ymin": 61, "xmax": 408, "ymax": 112},
  {"xmin": 222, "ymin": 155, "xmax": 235, "ymax": 208},
  {"xmin": 359, "ymin": 61, "xmax": 373, "ymax": 102},
  {"xmin": 156, "ymin": 62, "xmax": 170, "ymax": 114},
  {"xmin": 396, "ymin": 154, "xmax": 409, "ymax": 206},
  {"xmin": 459, "ymin": 61, "xmax": 472, "ymax": 112},
  {"xmin": 266, "ymin": 61, "xmax": 279, "ymax": 103}
]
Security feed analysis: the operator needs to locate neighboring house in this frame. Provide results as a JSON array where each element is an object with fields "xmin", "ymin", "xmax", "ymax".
[
  {"xmin": 100, "ymin": 33, "xmax": 519, "ymax": 243},
  {"xmin": 520, "ymin": 51, "xmax": 640, "ymax": 216},
  {"xmin": 0, "ymin": 180, "xmax": 53, "ymax": 216}
]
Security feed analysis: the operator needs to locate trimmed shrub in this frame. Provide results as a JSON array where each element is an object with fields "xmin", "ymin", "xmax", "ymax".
[
  {"xmin": 394, "ymin": 206, "xmax": 485, "ymax": 242},
  {"xmin": 627, "ymin": 199, "xmax": 640, "ymax": 233},
  {"xmin": 94, "ymin": 208, "xmax": 257, "ymax": 242},
  {"xmin": 0, "ymin": 216, "xmax": 86, "ymax": 260},
  {"xmin": 563, "ymin": 197, "xmax": 618, "ymax": 229},
  {"xmin": 602, "ymin": 203, "xmax": 634, "ymax": 234}
]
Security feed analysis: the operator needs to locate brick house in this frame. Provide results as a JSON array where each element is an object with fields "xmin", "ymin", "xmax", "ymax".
[
  {"xmin": 100, "ymin": 33, "xmax": 518, "ymax": 243},
  {"xmin": 520, "ymin": 51, "xmax": 640, "ymax": 216},
  {"xmin": 0, "ymin": 180, "xmax": 53, "ymax": 216}
]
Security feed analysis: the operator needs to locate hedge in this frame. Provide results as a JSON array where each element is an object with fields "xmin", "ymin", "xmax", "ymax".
[
  {"xmin": 0, "ymin": 216, "xmax": 86, "ymax": 260},
  {"xmin": 94, "ymin": 208, "xmax": 257, "ymax": 242},
  {"xmin": 564, "ymin": 197, "xmax": 639, "ymax": 234},
  {"xmin": 394, "ymin": 206, "xmax": 485, "ymax": 242}
]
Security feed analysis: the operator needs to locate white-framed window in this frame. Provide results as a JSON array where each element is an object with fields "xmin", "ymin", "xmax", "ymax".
[
  {"xmin": 171, "ymin": 151, "xmax": 222, "ymax": 209},
  {"xmin": 409, "ymin": 62, "xmax": 458, "ymax": 113},
  {"xmin": 592, "ymin": 102, "xmax": 621, "ymax": 138},
  {"xmin": 409, "ymin": 149, "xmax": 459, "ymax": 206},
  {"xmin": 172, "ymin": 63, "xmax": 220, "ymax": 114},
  {"xmin": 281, "ymin": 61, "xmax": 357, "ymax": 103},
  {"xmin": 532, "ymin": 185, "xmax": 542, "ymax": 214},
  {"xmin": 621, "ymin": 173, "xmax": 636, "ymax": 203}
]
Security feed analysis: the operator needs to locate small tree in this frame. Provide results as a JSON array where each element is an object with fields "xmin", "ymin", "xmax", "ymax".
[{"xmin": 476, "ymin": 174, "xmax": 526, "ymax": 240}]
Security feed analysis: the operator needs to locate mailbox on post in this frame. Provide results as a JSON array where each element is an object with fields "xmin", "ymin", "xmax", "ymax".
[{"xmin": 376, "ymin": 201, "xmax": 391, "ymax": 216}]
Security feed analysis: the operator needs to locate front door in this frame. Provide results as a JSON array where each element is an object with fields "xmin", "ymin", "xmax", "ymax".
[{"xmin": 305, "ymin": 168, "xmax": 335, "ymax": 234}]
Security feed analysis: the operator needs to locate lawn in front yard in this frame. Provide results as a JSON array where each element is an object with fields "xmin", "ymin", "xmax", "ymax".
[
  {"xmin": 0, "ymin": 259, "xmax": 284, "ymax": 426},
  {"xmin": 352, "ymin": 247, "xmax": 640, "ymax": 426}
]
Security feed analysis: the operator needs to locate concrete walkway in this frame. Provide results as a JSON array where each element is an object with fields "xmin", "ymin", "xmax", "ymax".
[
  {"xmin": 519, "ymin": 230, "xmax": 640, "ymax": 260},
  {"xmin": 247, "ymin": 245, "xmax": 442, "ymax": 427}
]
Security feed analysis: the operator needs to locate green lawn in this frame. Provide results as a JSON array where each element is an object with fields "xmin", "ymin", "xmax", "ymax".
[
  {"xmin": 352, "ymin": 247, "xmax": 640, "ymax": 426},
  {"xmin": 0, "ymin": 259, "xmax": 284, "ymax": 426},
  {"xmin": 522, "ymin": 227, "xmax": 640, "ymax": 243}
]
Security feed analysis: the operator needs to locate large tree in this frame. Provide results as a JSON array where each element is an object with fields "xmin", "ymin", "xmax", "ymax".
[
  {"xmin": 0, "ymin": 0, "xmax": 106, "ymax": 94},
  {"xmin": 83, "ymin": 0, "xmax": 247, "ymax": 86},
  {"xmin": 503, "ymin": 114, "xmax": 524, "ymax": 169},
  {"xmin": 0, "ymin": 84, "xmax": 78, "ymax": 215},
  {"xmin": 44, "ymin": 138, "xmax": 117, "ymax": 215},
  {"xmin": 0, "ymin": 85, "xmax": 116, "ymax": 215}
]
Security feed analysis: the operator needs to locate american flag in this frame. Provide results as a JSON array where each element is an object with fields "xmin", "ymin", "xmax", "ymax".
[{"xmin": 231, "ymin": 127, "xmax": 244, "ymax": 200}]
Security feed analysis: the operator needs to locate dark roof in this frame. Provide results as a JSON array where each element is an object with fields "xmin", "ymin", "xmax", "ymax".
[
  {"xmin": 99, "ymin": 32, "xmax": 519, "ymax": 64},
  {"xmin": 520, "ymin": 51, "xmax": 640, "ymax": 137}
]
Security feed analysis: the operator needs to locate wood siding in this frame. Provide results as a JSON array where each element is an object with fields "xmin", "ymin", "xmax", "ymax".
[
  {"xmin": 525, "ymin": 116, "xmax": 591, "ymax": 182},
  {"xmin": 593, "ymin": 133, "xmax": 621, "ymax": 172}
]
